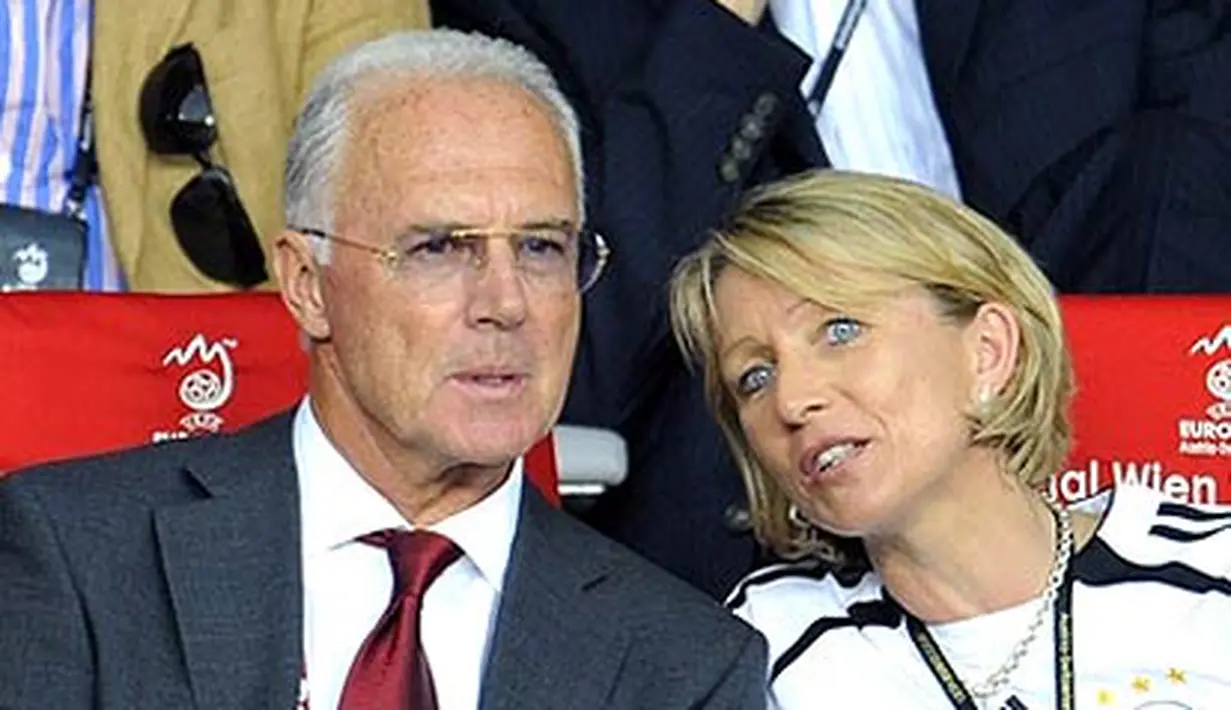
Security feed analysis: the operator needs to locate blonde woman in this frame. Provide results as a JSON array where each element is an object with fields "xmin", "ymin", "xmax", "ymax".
[{"xmin": 670, "ymin": 170, "xmax": 1231, "ymax": 709}]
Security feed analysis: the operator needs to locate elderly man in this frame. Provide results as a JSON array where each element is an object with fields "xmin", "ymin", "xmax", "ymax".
[{"xmin": 0, "ymin": 30, "xmax": 765, "ymax": 709}]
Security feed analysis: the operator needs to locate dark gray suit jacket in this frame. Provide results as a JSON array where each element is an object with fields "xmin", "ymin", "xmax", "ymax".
[{"xmin": 0, "ymin": 413, "xmax": 766, "ymax": 709}]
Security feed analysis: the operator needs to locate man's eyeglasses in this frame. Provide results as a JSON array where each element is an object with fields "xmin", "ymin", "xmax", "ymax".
[
  {"xmin": 291, "ymin": 225, "xmax": 611, "ymax": 295},
  {"xmin": 140, "ymin": 44, "xmax": 267, "ymax": 287}
]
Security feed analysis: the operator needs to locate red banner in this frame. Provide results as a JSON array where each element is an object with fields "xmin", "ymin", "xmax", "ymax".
[
  {"xmin": 1055, "ymin": 295, "xmax": 1231, "ymax": 505},
  {"xmin": 0, "ymin": 292, "xmax": 560, "ymax": 502},
  {"xmin": 0, "ymin": 292, "xmax": 307, "ymax": 472}
]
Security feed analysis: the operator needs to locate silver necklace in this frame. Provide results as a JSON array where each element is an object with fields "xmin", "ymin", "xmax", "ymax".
[{"xmin": 966, "ymin": 497, "xmax": 1074, "ymax": 701}]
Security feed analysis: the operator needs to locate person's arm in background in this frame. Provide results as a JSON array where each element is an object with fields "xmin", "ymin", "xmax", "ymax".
[
  {"xmin": 995, "ymin": 0, "xmax": 1231, "ymax": 293},
  {"xmin": 431, "ymin": 0, "xmax": 815, "ymax": 428},
  {"xmin": 1129, "ymin": 0, "xmax": 1230, "ymax": 290},
  {"xmin": 297, "ymin": 0, "xmax": 431, "ymax": 101}
]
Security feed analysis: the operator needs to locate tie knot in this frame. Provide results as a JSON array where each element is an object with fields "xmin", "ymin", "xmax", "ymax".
[{"xmin": 359, "ymin": 529, "xmax": 462, "ymax": 600}]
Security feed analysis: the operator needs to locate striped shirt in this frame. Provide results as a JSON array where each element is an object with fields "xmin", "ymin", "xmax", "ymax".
[{"xmin": 0, "ymin": 0, "xmax": 123, "ymax": 290}]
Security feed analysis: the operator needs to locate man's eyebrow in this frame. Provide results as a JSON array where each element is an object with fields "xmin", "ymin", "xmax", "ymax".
[
  {"xmin": 517, "ymin": 218, "xmax": 577, "ymax": 231},
  {"xmin": 400, "ymin": 218, "xmax": 578, "ymax": 233}
]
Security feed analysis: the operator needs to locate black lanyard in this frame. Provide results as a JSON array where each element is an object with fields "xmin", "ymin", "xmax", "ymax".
[
  {"xmin": 898, "ymin": 566, "xmax": 1075, "ymax": 710},
  {"xmin": 63, "ymin": 64, "xmax": 96, "ymax": 223},
  {"xmin": 805, "ymin": 0, "xmax": 869, "ymax": 115}
]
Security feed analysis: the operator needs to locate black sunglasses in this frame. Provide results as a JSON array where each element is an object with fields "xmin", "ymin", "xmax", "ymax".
[{"xmin": 139, "ymin": 44, "xmax": 267, "ymax": 287}]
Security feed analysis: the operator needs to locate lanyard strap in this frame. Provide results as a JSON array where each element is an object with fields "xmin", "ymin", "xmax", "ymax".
[
  {"xmin": 1053, "ymin": 566, "xmax": 1075, "ymax": 710},
  {"xmin": 901, "ymin": 568, "xmax": 1076, "ymax": 710},
  {"xmin": 64, "ymin": 62, "xmax": 96, "ymax": 223},
  {"xmin": 903, "ymin": 613, "xmax": 979, "ymax": 710},
  {"xmin": 805, "ymin": 0, "xmax": 869, "ymax": 115}
]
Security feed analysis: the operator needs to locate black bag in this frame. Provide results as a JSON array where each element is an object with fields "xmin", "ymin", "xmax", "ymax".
[{"xmin": 0, "ymin": 204, "xmax": 86, "ymax": 291}]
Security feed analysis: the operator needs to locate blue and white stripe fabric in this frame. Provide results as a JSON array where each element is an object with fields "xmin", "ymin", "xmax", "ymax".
[{"xmin": 0, "ymin": 0, "xmax": 124, "ymax": 290}]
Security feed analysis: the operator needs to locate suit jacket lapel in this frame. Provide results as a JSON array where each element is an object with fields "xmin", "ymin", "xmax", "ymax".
[
  {"xmin": 479, "ymin": 489, "xmax": 630, "ymax": 710},
  {"xmin": 917, "ymin": 0, "xmax": 983, "ymax": 104},
  {"xmin": 154, "ymin": 413, "xmax": 303, "ymax": 710}
]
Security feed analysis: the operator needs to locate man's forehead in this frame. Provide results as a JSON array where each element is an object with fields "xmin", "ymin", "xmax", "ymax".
[
  {"xmin": 350, "ymin": 75, "xmax": 551, "ymax": 138},
  {"xmin": 344, "ymin": 77, "xmax": 565, "ymax": 171},
  {"xmin": 335, "ymin": 75, "xmax": 576, "ymax": 226}
]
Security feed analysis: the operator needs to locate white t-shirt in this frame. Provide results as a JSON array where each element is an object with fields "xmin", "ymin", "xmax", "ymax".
[{"xmin": 729, "ymin": 485, "xmax": 1231, "ymax": 709}]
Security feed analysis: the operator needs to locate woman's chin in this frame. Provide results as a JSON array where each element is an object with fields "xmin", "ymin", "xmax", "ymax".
[{"xmin": 799, "ymin": 489, "xmax": 897, "ymax": 540}]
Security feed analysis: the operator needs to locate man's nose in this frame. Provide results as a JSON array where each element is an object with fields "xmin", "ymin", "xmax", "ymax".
[{"xmin": 465, "ymin": 241, "xmax": 528, "ymax": 330}]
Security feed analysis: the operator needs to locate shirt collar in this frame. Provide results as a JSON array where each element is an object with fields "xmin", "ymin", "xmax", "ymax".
[{"xmin": 294, "ymin": 398, "xmax": 522, "ymax": 591}]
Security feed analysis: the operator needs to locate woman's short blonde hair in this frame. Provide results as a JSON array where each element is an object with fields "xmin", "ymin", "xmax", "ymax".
[{"xmin": 669, "ymin": 170, "xmax": 1073, "ymax": 562}]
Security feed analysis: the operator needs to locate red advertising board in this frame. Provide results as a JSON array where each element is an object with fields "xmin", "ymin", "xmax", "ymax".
[{"xmin": 1055, "ymin": 295, "xmax": 1231, "ymax": 505}]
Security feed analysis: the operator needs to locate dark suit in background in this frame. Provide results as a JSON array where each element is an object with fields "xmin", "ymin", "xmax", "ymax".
[
  {"xmin": 0, "ymin": 415, "xmax": 765, "ymax": 709},
  {"xmin": 433, "ymin": 0, "xmax": 1231, "ymax": 598}
]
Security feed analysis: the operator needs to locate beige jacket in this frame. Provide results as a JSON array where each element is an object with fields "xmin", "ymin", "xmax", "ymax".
[{"xmin": 93, "ymin": 0, "xmax": 430, "ymax": 291}]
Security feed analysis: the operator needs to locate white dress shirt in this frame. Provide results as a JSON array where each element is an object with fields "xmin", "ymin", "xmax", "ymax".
[
  {"xmin": 295, "ymin": 399, "xmax": 523, "ymax": 710},
  {"xmin": 769, "ymin": 0, "xmax": 963, "ymax": 200}
]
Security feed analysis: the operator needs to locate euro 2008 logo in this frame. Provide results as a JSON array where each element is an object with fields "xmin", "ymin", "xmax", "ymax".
[
  {"xmin": 1206, "ymin": 358, "xmax": 1231, "ymax": 420},
  {"xmin": 1180, "ymin": 325, "xmax": 1231, "ymax": 458},
  {"xmin": 153, "ymin": 334, "xmax": 237, "ymax": 442},
  {"xmin": 1191, "ymin": 326, "xmax": 1231, "ymax": 421}
]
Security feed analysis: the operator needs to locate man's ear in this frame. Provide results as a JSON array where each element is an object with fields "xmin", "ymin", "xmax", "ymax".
[
  {"xmin": 274, "ymin": 230, "xmax": 331, "ymax": 341},
  {"xmin": 967, "ymin": 301, "xmax": 1020, "ymax": 403}
]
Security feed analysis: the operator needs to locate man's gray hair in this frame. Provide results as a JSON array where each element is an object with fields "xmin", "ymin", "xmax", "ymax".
[{"xmin": 284, "ymin": 29, "xmax": 585, "ymax": 262}]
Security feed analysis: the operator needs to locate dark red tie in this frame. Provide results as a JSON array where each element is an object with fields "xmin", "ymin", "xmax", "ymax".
[{"xmin": 338, "ymin": 529, "xmax": 462, "ymax": 710}]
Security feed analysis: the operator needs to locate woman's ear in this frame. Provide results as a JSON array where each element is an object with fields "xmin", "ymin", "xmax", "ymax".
[
  {"xmin": 967, "ymin": 301, "xmax": 1020, "ymax": 402},
  {"xmin": 274, "ymin": 230, "xmax": 331, "ymax": 342}
]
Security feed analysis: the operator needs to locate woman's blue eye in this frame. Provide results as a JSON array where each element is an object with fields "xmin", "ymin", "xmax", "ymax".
[
  {"xmin": 736, "ymin": 364, "xmax": 773, "ymax": 396},
  {"xmin": 824, "ymin": 317, "xmax": 862, "ymax": 346}
]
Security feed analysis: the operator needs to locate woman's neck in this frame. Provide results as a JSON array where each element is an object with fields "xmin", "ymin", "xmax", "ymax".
[{"xmin": 866, "ymin": 474, "xmax": 1059, "ymax": 624}]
